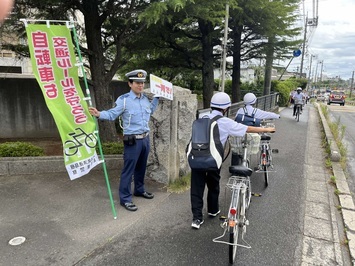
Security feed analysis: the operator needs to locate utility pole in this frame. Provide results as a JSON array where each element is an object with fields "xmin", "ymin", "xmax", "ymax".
[
  {"xmin": 350, "ymin": 71, "xmax": 354, "ymax": 98},
  {"xmin": 319, "ymin": 60, "xmax": 324, "ymax": 82},
  {"xmin": 220, "ymin": 3, "xmax": 229, "ymax": 92},
  {"xmin": 308, "ymin": 54, "xmax": 315, "ymax": 91},
  {"xmin": 314, "ymin": 60, "xmax": 319, "ymax": 91},
  {"xmin": 299, "ymin": 17, "xmax": 308, "ymax": 78}
]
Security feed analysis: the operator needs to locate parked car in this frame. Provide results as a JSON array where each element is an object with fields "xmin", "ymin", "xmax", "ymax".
[
  {"xmin": 328, "ymin": 91, "xmax": 346, "ymax": 106},
  {"xmin": 316, "ymin": 94, "xmax": 325, "ymax": 102}
]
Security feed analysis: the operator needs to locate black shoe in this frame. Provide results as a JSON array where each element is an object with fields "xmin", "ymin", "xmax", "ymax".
[
  {"xmin": 134, "ymin": 191, "xmax": 154, "ymax": 199},
  {"xmin": 121, "ymin": 202, "xmax": 138, "ymax": 211}
]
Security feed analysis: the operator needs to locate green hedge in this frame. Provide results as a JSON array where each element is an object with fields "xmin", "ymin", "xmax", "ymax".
[
  {"xmin": 0, "ymin": 142, "xmax": 45, "ymax": 157},
  {"xmin": 96, "ymin": 142, "xmax": 124, "ymax": 155}
]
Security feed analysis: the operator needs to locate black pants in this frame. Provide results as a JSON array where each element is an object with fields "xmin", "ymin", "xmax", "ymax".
[
  {"xmin": 190, "ymin": 169, "xmax": 221, "ymax": 220},
  {"xmin": 293, "ymin": 104, "xmax": 303, "ymax": 115}
]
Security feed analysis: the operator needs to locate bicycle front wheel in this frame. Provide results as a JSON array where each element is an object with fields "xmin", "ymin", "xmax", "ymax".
[
  {"xmin": 263, "ymin": 165, "xmax": 269, "ymax": 187},
  {"xmin": 296, "ymin": 107, "xmax": 300, "ymax": 122},
  {"xmin": 228, "ymin": 191, "xmax": 243, "ymax": 264},
  {"xmin": 229, "ymin": 224, "xmax": 239, "ymax": 264}
]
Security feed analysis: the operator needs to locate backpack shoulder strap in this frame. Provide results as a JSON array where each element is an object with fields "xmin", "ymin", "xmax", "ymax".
[
  {"xmin": 210, "ymin": 115, "xmax": 223, "ymax": 123},
  {"xmin": 243, "ymin": 107, "xmax": 248, "ymax": 115},
  {"xmin": 251, "ymin": 108, "xmax": 257, "ymax": 117}
]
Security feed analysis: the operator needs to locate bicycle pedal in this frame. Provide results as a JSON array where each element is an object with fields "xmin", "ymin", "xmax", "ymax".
[
  {"xmin": 272, "ymin": 149, "xmax": 279, "ymax": 153},
  {"xmin": 252, "ymin": 192, "xmax": 262, "ymax": 197},
  {"xmin": 219, "ymin": 215, "xmax": 227, "ymax": 220}
]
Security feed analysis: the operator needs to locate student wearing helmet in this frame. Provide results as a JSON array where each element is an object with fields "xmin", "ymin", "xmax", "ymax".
[
  {"xmin": 236, "ymin": 92, "xmax": 281, "ymax": 120},
  {"xmin": 190, "ymin": 92, "xmax": 276, "ymax": 229},
  {"xmin": 292, "ymin": 87, "xmax": 305, "ymax": 116}
]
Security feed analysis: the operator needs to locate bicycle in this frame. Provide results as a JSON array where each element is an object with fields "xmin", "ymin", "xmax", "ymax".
[
  {"xmin": 294, "ymin": 104, "xmax": 302, "ymax": 122},
  {"xmin": 255, "ymin": 120, "xmax": 278, "ymax": 187},
  {"xmin": 213, "ymin": 134, "xmax": 254, "ymax": 264},
  {"xmin": 294, "ymin": 99, "xmax": 304, "ymax": 122}
]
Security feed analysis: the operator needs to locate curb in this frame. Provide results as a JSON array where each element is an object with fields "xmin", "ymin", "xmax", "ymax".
[
  {"xmin": 316, "ymin": 103, "xmax": 355, "ymax": 264},
  {"xmin": 0, "ymin": 155, "xmax": 123, "ymax": 176}
]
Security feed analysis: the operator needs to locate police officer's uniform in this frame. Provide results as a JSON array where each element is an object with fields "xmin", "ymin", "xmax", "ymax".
[{"xmin": 97, "ymin": 69, "xmax": 159, "ymax": 211}]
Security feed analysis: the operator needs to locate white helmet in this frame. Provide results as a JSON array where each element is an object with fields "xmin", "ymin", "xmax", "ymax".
[
  {"xmin": 296, "ymin": 87, "xmax": 302, "ymax": 91},
  {"xmin": 210, "ymin": 92, "xmax": 231, "ymax": 109},
  {"xmin": 243, "ymin": 93, "xmax": 257, "ymax": 105}
]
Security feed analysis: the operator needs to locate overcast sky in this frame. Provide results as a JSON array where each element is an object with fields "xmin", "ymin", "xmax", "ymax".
[{"xmin": 289, "ymin": 0, "xmax": 355, "ymax": 80}]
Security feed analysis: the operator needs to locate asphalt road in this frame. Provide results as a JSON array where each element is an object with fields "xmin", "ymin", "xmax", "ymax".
[
  {"xmin": 75, "ymin": 105, "xmax": 310, "ymax": 266},
  {"xmin": 327, "ymin": 104, "xmax": 355, "ymax": 209}
]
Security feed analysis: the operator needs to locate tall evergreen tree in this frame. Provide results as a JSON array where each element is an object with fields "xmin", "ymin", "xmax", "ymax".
[{"xmin": 228, "ymin": 0, "xmax": 301, "ymax": 102}]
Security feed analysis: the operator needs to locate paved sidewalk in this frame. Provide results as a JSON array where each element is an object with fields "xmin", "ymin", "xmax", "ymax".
[
  {"xmin": 0, "ymin": 103, "xmax": 353, "ymax": 265},
  {"xmin": 299, "ymin": 105, "xmax": 347, "ymax": 265}
]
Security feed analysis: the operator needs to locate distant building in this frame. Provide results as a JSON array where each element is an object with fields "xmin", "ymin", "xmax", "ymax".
[
  {"xmin": 214, "ymin": 67, "xmax": 256, "ymax": 84},
  {"xmin": 0, "ymin": 34, "xmax": 32, "ymax": 75}
]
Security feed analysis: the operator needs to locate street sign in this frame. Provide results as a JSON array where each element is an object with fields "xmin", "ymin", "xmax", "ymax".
[{"xmin": 293, "ymin": 50, "xmax": 301, "ymax": 57}]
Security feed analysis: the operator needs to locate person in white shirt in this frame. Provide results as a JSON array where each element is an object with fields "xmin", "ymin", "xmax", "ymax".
[
  {"xmin": 190, "ymin": 92, "xmax": 276, "ymax": 229},
  {"xmin": 292, "ymin": 87, "xmax": 305, "ymax": 116},
  {"xmin": 235, "ymin": 93, "xmax": 281, "ymax": 120}
]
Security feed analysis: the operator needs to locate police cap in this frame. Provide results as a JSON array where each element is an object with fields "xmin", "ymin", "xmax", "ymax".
[{"xmin": 125, "ymin": 69, "xmax": 147, "ymax": 82}]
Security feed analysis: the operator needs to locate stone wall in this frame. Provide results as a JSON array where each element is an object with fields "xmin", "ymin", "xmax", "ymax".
[{"xmin": 146, "ymin": 86, "xmax": 197, "ymax": 184}]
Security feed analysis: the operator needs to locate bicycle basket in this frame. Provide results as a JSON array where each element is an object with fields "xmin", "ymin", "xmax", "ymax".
[
  {"xmin": 230, "ymin": 136, "xmax": 244, "ymax": 154},
  {"xmin": 248, "ymin": 133, "xmax": 261, "ymax": 155}
]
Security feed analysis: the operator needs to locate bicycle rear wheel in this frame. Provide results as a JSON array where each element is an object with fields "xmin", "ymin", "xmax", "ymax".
[{"xmin": 260, "ymin": 146, "xmax": 269, "ymax": 187}]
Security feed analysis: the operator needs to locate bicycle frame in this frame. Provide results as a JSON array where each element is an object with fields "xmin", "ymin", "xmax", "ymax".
[
  {"xmin": 213, "ymin": 134, "xmax": 252, "ymax": 264},
  {"xmin": 294, "ymin": 104, "xmax": 302, "ymax": 122},
  {"xmin": 255, "ymin": 120, "xmax": 277, "ymax": 186}
]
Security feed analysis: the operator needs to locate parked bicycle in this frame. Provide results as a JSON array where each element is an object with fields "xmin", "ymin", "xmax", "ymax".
[
  {"xmin": 213, "ymin": 133, "xmax": 257, "ymax": 264},
  {"xmin": 255, "ymin": 120, "xmax": 278, "ymax": 187}
]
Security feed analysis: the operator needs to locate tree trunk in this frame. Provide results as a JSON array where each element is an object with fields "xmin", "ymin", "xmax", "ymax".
[
  {"xmin": 231, "ymin": 26, "xmax": 242, "ymax": 103},
  {"xmin": 83, "ymin": 0, "xmax": 117, "ymax": 142},
  {"xmin": 198, "ymin": 19, "xmax": 215, "ymax": 108},
  {"xmin": 263, "ymin": 37, "xmax": 275, "ymax": 96}
]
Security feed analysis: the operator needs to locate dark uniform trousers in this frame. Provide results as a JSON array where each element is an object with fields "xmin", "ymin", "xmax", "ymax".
[
  {"xmin": 190, "ymin": 168, "xmax": 221, "ymax": 220},
  {"xmin": 119, "ymin": 136, "xmax": 150, "ymax": 204}
]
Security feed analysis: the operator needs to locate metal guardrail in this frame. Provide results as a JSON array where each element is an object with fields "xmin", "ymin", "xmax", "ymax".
[{"xmin": 197, "ymin": 93, "xmax": 280, "ymax": 119}]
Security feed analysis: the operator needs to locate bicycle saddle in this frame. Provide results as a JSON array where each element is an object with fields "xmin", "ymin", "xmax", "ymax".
[
  {"xmin": 261, "ymin": 135, "xmax": 271, "ymax": 141},
  {"xmin": 229, "ymin": 165, "xmax": 253, "ymax": 177}
]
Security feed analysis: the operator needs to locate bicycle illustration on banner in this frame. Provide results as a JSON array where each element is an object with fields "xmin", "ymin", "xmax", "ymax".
[{"xmin": 64, "ymin": 127, "xmax": 97, "ymax": 158}]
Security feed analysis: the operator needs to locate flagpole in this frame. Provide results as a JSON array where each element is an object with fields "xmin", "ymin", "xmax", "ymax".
[{"xmin": 69, "ymin": 22, "xmax": 117, "ymax": 219}]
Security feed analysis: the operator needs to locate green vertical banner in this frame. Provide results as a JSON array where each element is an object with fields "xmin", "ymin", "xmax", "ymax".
[{"xmin": 25, "ymin": 24, "xmax": 100, "ymax": 180}]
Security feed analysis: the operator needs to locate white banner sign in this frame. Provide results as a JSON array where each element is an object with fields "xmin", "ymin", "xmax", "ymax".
[{"xmin": 150, "ymin": 74, "xmax": 173, "ymax": 100}]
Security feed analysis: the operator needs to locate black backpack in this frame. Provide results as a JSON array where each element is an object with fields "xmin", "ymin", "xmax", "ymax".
[
  {"xmin": 186, "ymin": 115, "xmax": 224, "ymax": 170},
  {"xmin": 235, "ymin": 107, "xmax": 261, "ymax": 127}
]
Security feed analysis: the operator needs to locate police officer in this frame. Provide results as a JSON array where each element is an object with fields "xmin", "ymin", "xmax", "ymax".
[
  {"xmin": 190, "ymin": 92, "xmax": 276, "ymax": 229},
  {"xmin": 89, "ymin": 69, "xmax": 159, "ymax": 211}
]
